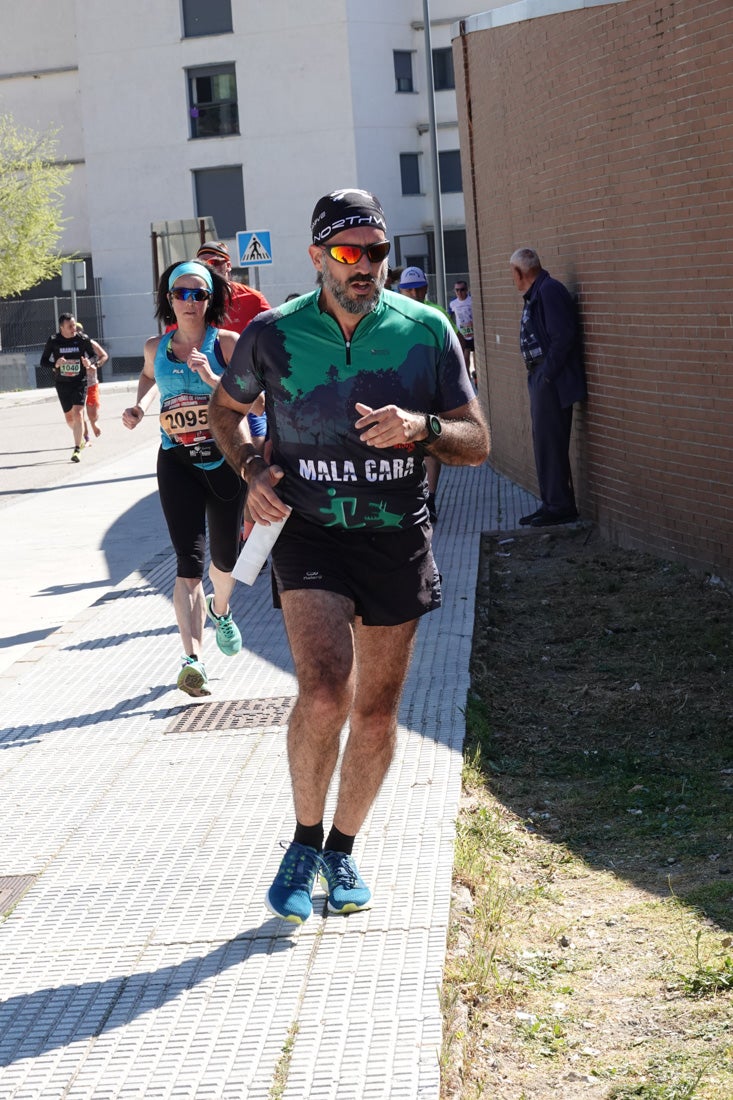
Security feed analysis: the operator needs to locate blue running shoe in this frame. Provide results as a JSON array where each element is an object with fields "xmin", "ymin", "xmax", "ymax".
[
  {"xmin": 206, "ymin": 595, "xmax": 242, "ymax": 656},
  {"xmin": 177, "ymin": 656, "xmax": 211, "ymax": 697},
  {"xmin": 265, "ymin": 842, "xmax": 321, "ymax": 924},
  {"xmin": 319, "ymin": 850, "xmax": 372, "ymax": 914}
]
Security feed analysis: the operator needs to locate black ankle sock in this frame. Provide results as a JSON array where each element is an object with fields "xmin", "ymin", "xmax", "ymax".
[
  {"xmin": 293, "ymin": 821, "xmax": 324, "ymax": 851},
  {"xmin": 324, "ymin": 826, "xmax": 355, "ymax": 855}
]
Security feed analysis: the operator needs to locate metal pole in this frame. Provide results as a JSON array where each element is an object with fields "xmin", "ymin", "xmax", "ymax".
[
  {"xmin": 422, "ymin": 0, "xmax": 447, "ymax": 308},
  {"xmin": 151, "ymin": 230, "xmax": 160, "ymax": 292},
  {"xmin": 151, "ymin": 232, "xmax": 164, "ymax": 334}
]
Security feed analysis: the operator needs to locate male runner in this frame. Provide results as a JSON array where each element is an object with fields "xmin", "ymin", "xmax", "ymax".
[{"xmin": 210, "ymin": 189, "xmax": 489, "ymax": 924}]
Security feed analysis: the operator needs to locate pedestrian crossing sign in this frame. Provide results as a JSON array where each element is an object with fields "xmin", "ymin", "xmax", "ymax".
[{"xmin": 236, "ymin": 231, "xmax": 272, "ymax": 267}]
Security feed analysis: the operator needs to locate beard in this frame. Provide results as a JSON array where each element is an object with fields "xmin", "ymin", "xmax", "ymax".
[{"xmin": 318, "ymin": 263, "xmax": 387, "ymax": 316}]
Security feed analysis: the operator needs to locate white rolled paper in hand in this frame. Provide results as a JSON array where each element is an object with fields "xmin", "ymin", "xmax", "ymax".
[{"xmin": 232, "ymin": 514, "xmax": 289, "ymax": 585}]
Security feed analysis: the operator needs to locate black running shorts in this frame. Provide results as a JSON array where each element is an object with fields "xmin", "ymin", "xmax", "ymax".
[
  {"xmin": 270, "ymin": 511, "xmax": 442, "ymax": 627},
  {"xmin": 55, "ymin": 379, "xmax": 87, "ymax": 413}
]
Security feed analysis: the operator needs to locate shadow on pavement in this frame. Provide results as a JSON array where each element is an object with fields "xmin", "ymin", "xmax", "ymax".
[
  {"xmin": 0, "ymin": 685, "xmax": 175, "ymax": 750},
  {"xmin": 0, "ymin": 931, "xmax": 294, "ymax": 1068},
  {"xmin": 0, "ymin": 471, "xmax": 157, "ymax": 501},
  {"xmin": 0, "ymin": 627, "xmax": 57, "ymax": 651}
]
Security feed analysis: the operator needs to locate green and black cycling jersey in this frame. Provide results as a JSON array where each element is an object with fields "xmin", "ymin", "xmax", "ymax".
[{"xmin": 221, "ymin": 289, "xmax": 475, "ymax": 531}]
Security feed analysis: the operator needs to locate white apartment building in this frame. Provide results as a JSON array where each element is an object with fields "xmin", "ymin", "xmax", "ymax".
[{"xmin": 1, "ymin": 0, "xmax": 513, "ymax": 379}]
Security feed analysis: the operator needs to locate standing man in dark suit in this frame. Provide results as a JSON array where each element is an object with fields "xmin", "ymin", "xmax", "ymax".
[{"xmin": 510, "ymin": 248, "xmax": 587, "ymax": 526}]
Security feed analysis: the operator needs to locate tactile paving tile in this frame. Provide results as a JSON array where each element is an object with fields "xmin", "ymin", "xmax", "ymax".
[
  {"xmin": 0, "ymin": 939, "xmax": 309, "ymax": 1099},
  {"xmin": 0, "ymin": 462, "xmax": 538, "ymax": 1099}
]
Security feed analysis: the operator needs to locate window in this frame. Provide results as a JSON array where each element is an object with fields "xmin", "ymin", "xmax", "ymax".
[
  {"xmin": 400, "ymin": 153, "xmax": 421, "ymax": 196},
  {"xmin": 444, "ymin": 229, "xmax": 468, "ymax": 275},
  {"xmin": 393, "ymin": 50, "xmax": 414, "ymax": 93},
  {"xmin": 188, "ymin": 64, "xmax": 239, "ymax": 139},
  {"xmin": 182, "ymin": 0, "xmax": 232, "ymax": 37},
  {"xmin": 395, "ymin": 230, "xmax": 467, "ymax": 278},
  {"xmin": 439, "ymin": 150, "xmax": 463, "ymax": 193},
  {"xmin": 432, "ymin": 47, "xmax": 455, "ymax": 91},
  {"xmin": 193, "ymin": 167, "xmax": 245, "ymax": 239},
  {"xmin": 394, "ymin": 233, "xmax": 429, "ymax": 269}
]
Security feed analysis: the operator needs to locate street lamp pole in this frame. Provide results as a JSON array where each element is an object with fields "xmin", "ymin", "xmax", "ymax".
[{"xmin": 423, "ymin": 0, "xmax": 447, "ymax": 307}]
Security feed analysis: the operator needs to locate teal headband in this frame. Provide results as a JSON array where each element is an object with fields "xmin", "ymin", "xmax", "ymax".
[{"xmin": 167, "ymin": 261, "xmax": 213, "ymax": 291}]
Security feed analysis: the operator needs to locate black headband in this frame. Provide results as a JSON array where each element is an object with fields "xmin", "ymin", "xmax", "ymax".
[{"xmin": 311, "ymin": 189, "xmax": 387, "ymax": 243}]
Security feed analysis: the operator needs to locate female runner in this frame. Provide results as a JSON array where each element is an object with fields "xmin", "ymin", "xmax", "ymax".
[{"xmin": 122, "ymin": 260, "xmax": 246, "ymax": 696}]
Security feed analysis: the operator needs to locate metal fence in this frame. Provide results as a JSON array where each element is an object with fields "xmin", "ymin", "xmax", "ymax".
[
  {"xmin": 0, "ymin": 292, "xmax": 156, "ymax": 391},
  {"xmin": 0, "ymin": 274, "xmax": 473, "ymax": 392}
]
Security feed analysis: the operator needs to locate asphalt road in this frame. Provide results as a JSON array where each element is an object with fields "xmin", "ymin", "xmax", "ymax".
[
  {"xmin": 0, "ymin": 383, "xmax": 171, "ymax": 676},
  {"xmin": 0, "ymin": 382, "xmax": 149, "ymax": 503}
]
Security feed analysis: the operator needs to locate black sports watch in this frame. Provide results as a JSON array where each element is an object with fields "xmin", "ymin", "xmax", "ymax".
[{"xmin": 423, "ymin": 413, "xmax": 442, "ymax": 446}]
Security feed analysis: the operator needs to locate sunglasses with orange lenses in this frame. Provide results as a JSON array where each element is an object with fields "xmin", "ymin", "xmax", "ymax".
[{"xmin": 321, "ymin": 241, "xmax": 391, "ymax": 265}]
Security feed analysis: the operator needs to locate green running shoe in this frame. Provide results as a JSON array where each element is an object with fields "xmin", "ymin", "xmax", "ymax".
[
  {"xmin": 177, "ymin": 656, "xmax": 211, "ymax": 697},
  {"xmin": 206, "ymin": 596, "xmax": 242, "ymax": 656}
]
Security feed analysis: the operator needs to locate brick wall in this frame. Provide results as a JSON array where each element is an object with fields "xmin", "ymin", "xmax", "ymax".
[{"xmin": 455, "ymin": 0, "xmax": 733, "ymax": 579}]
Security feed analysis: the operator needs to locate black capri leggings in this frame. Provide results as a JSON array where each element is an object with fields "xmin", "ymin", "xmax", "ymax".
[{"xmin": 156, "ymin": 446, "xmax": 246, "ymax": 579}]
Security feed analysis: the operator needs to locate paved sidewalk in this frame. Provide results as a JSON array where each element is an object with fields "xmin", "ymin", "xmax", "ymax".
[
  {"xmin": 0, "ymin": 446, "xmax": 538, "ymax": 1098},
  {"xmin": 0, "ymin": 383, "xmax": 167, "ymax": 674}
]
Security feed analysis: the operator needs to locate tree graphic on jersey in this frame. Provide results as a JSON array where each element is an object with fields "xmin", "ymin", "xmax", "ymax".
[
  {"xmin": 319, "ymin": 488, "xmax": 405, "ymax": 529},
  {"xmin": 366, "ymin": 501, "xmax": 405, "ymax": 527}
]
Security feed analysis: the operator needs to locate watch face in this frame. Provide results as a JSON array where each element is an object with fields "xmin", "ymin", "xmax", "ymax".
[{"xmin": 429, "ymin": 415, "xmax": 442, "ymax": 436}]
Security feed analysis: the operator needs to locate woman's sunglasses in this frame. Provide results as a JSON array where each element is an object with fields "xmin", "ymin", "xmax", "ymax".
[
  {"xmin": 320, "ymin": 241, "xmax": 391, "ymax": 266},
  {"xmin": 169, "ymin": 287, "xmax": 210, "ymax": 302}
]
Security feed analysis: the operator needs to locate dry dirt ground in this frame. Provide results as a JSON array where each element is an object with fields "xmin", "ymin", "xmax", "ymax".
[{"xmin": 441, "ymin": 524, "xmax": 732, "ymax": 1100}]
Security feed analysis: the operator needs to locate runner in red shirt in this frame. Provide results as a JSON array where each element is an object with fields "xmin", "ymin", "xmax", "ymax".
[
  {"xmin": 195, "ymin": 241, "xmax": 271, "ymax": 544},
  {"xmin": 195, "ymin": 240, "xmax": 271, "ymax": 331}
]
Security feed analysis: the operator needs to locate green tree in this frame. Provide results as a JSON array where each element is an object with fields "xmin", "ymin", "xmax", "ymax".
[{"xmin": 0, "ymin": 115, "xmax": 72, "ymax": 298}]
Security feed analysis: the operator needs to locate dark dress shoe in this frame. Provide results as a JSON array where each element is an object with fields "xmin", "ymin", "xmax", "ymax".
[
  {"xmin": 519, "ymin": 508, "xmax": 545, "ymax": 526},
  {"xmin": 529, "ymin": 509, "xmax": 579, "ymax": 527}
]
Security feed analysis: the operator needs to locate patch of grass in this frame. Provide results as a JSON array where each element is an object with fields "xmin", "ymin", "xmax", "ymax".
[
  {"xmin": 269, "ymin": 1021, "xmax": 299, "ymax": 1100},
  {"xmin": 678, "ymin": 955, "xmax": 733, "ymax": 999},
  {"xmin": 515, "ymin": 1011, "xmax": 569, "ymax": 1058},
  {"xmin": 674, "ymin": 931, "xmax": 733, "ymax": 999},
  {"xmin": 441, "ymin": 529, "xmax": 733, "ymax": 1100},
  {"xmin": 680, "ymin": 884, "xmax": 733, "ymax": 927},
  {"xmin": 607, "ymin": 1081, "xmax": 698, "ymax": 1099},
  {"xmin": 605, "ymin": 1047, "xmax": 729, "ymax": 1099}
]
